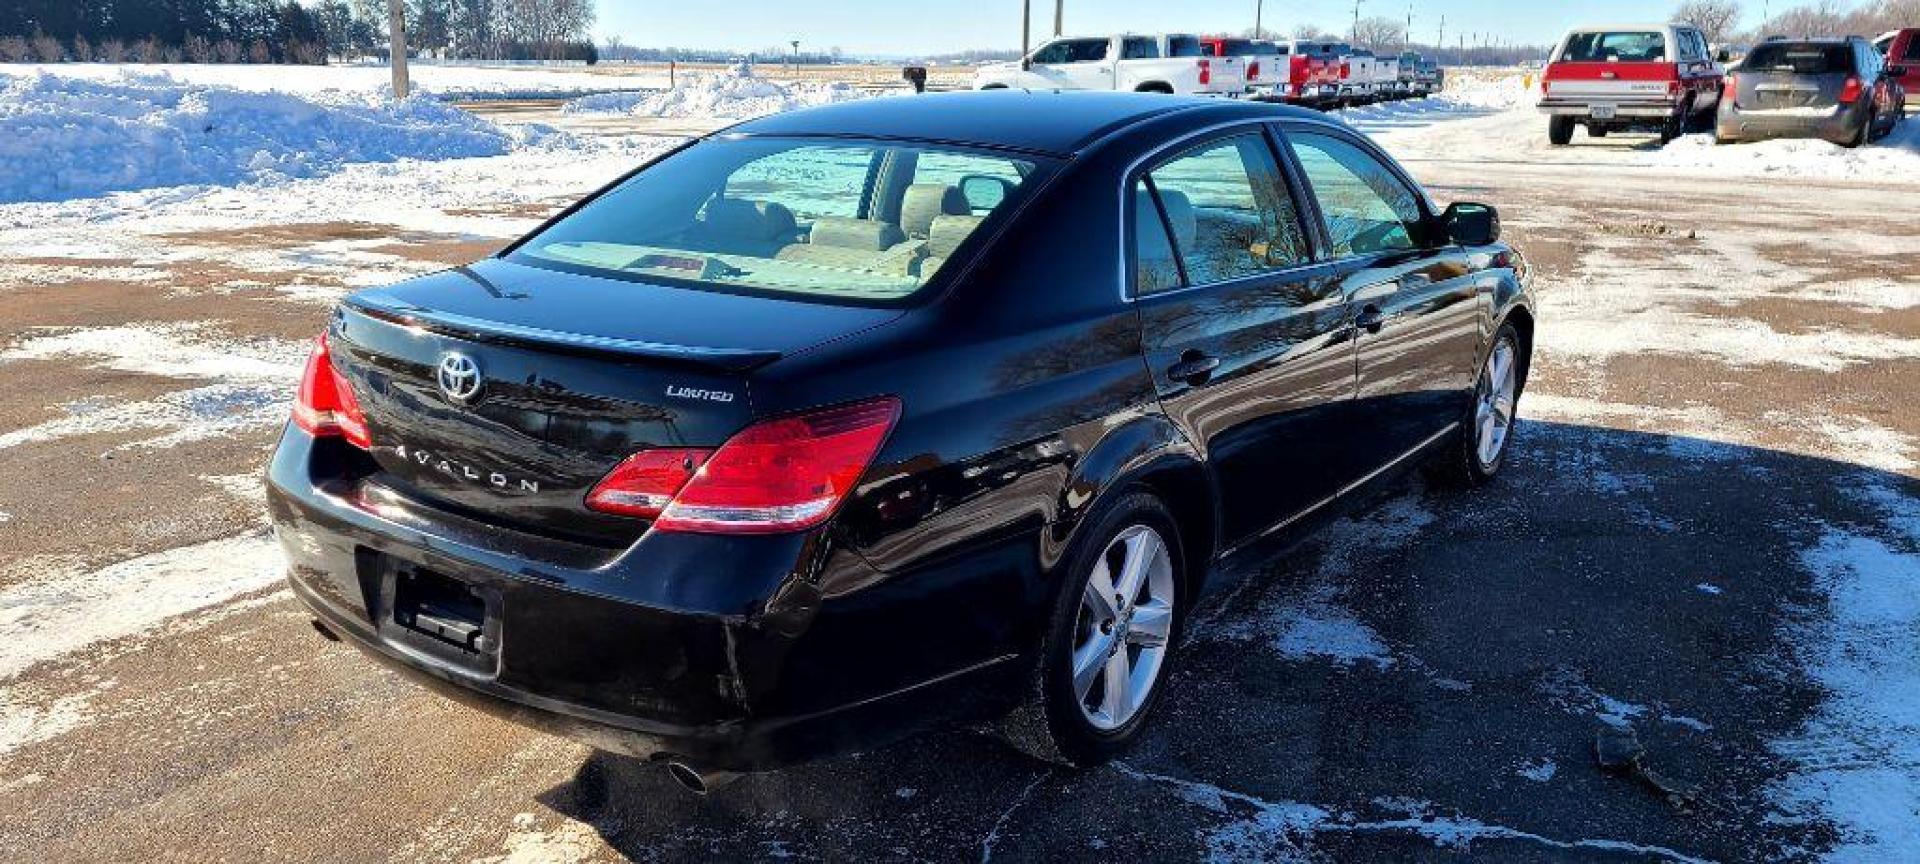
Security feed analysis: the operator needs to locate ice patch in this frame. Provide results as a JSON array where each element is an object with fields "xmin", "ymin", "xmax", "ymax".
[
  {"xmin": 476, "ymin": 814, "xmax": 602, "ymax": 864},
  {"xmin": 1767, "ymin": 478, "xmax": 1920, "ymax": 862},
  {"xmin": 0, "ymin": 533, "xmax": 286, "ymax": 680},
  {"xmin": 0, "ymin": 684, "xmax": 93, "ymax": 757},
  {"xmin": 1, "ymin": 321, "xmax": 302, "ymax": 382},
  {"xmin": 1516, "ymin": 759, "xmax": 1558, "ymax": 782}
]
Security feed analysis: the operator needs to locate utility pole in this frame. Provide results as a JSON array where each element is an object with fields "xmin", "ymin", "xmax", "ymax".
[
  {"xmin": 1405, "ymin": 4, "xmax": 1412, "ymax": 50},
  {"xmin": 1054, "ymin": 0, "xmax": 1063, "ymax": 37},
  {"xmin": 386, "ymin": 0, "xmax": 409, "ymax": 99},
  {"xmin": 1021, "ymin": 0, "xmax": 1032, "ymax": 69},
  {"xmin": 1254, "ymin": 0, "xmax": 1264, "ymax": 40},
  {"xmin": 790, "ymin": 40, "xmax": 800, "ymax": 73},
  {"xmin": 1352, "ymin": 0, "xmax": 1362, "ymax": 43},
  {"xmin": 1437, "ymin": 15, "xmax": 1444, "ymax": 55}
]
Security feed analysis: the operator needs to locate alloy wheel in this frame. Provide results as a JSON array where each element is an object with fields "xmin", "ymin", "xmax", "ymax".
[
  {"xmin": 1475, "ymin": 338, "xmax": 1518, "ymax": 469},
  {"xmin": 1070, "ymin": 525, "xmax": 1176, "ymax": 731}
]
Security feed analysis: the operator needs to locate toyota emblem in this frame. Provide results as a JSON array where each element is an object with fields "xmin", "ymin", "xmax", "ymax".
[{"xmin": 436, "ymin": 352, "xmax": 484, "ymax": 403}]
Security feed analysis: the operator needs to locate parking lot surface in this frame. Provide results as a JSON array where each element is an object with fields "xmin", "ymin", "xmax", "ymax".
[{"xmin": 2, "ymin": 93, "xmax": 1917, "ymax": 862}]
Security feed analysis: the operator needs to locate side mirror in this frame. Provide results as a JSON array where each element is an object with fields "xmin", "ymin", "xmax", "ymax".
[
  {"xmin": 957, "ymin": 174, "xmax": 1012, "ymax": 212},
  {"xmin": 1441, "ymin": 202, "xmax": 1500, "ymax": 246},
  {"xmin": 1716, "ymin": 48, "xmax": 1731, "ymax": 64}
]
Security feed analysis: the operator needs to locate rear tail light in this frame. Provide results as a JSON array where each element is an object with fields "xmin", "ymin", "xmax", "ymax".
[
  {"xmin": 292, "ymin": 332, "xmax": 371, "ymax": 450},
  {"xmin": 587, "ymin": 397, "xmax": 901, "ymax": 534},
  {"xmin": 1668, "ymin": 79, "xmax": 1683, "ymax": 98},
  {"xmin": 1198, "ymin": 59, "xmax": 1212, "ymax": 85},
  {"xmin": 1248, "ymin": 61, "xmax": 1261, "ymax": 82},
  {"xmin": 1341, "ymin": 61, "xmax": 1351, "ymax": 79},
  {"xmin": 1723, "ymin": 73, "xmax": 1738, "ymax": 102},
  {"xmin": 1839, "ymin": 76, "xmax": 1863, "ymax": 103}
]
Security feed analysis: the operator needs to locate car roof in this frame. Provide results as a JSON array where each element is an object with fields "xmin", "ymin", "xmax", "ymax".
[{"xmin": 726, "ymin": 91, "xmax": 1330, "ymax": 158}]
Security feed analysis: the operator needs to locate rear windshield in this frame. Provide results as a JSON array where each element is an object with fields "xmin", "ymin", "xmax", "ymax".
[
  {"xmin": 1559, "ymin": 31, "xmax": 1668, "ymax": 62},
  {"xmin": 510, "ymin": 137, "xmax": 1045, "ymax": 305},
  {"xmin": 1743, "ymin": 43, "xmax": 1855, "ymax": 73}
]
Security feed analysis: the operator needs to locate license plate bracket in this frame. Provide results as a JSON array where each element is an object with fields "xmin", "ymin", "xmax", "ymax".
[
  {"xmin": 1590, "ymin": 104, "xmax": 1618, "ymax": 120},
  {"xmin": 376, "ymin": 559, "xmax": 502, "ymax": 674}
]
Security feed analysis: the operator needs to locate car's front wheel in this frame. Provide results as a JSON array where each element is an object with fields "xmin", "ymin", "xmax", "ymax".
[{"xmin": 1002, "ymin": 492, "xmax": 1185, "ymax": 767}]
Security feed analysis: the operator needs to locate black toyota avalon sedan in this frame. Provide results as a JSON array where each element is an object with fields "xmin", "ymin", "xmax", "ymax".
[{"xmin": 268, "ymin": 91, "xmax": 1533, "ymax": 791}]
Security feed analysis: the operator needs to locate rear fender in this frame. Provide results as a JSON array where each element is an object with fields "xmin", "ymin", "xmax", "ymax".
[{"xmin": 1041, "ymin": 413, "xmax": 1213, "ymax": 589}]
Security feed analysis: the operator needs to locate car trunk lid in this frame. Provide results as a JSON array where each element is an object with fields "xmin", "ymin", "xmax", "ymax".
[{"xmin": 329, "ymin": 258, "xmax": 901, "ymax": 545}]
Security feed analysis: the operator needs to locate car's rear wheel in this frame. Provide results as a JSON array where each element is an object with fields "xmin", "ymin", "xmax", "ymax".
[
  {"xmin": 1588, "ymin": 124, "xmax": 1609, "ymax": 138},
  {"xmin": 1844, "ymin": 115, "xmax": 1869, "ymax": 148},
  {"xmin": 1436, "ymin": 322, "xmax": 1522, "ymax": 485},
  {"xmin": 1660, "ymin": 101, "xmax": 1689, "ymax": 144},
  {"xmin": 1001, "ymin": 492, "xmax": 1185, "ymax": 767},
  {"xmin": 1548, "ymin": 116, "xmax": 1575, "ymax": 146}
]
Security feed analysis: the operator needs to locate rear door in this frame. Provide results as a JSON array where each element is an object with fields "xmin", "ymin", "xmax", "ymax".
[
  {"xmin": 1030, "ymin": 38, "xmax": 1114, "ymax": 90},
  {"xmin": 1131, "ymin": 127, "xmax": 1359, "ymax": 546},
  {"xmin": 1279, "ymin": 125, "xmax": 1489, "ymax": 466}
]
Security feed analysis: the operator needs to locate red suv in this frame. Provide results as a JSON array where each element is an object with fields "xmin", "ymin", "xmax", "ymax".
[
  {"xmin": 1539, "ymin": 24, "xmax": 1725, "ymax": 145},
  {"xmin": 1876, "ymin": 29, "xmax": 1920, "ymax": 101}
]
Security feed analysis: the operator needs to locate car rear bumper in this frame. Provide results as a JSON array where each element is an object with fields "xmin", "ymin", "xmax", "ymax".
[
  {"xmin": 1716, "ymin": 104, "xmax": 1862, "ymax": 144},
  {"xmin": 1538, "ymin": 98, "xmax": 1677, "ymax": 118},
  {"xmin": 267, "ymin": 428, "xmax": 1023, "ymax": 771}
]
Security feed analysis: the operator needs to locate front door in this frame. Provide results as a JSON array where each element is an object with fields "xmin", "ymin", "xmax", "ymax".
[
  {"xmin": 1280, "ymin": 127, "xmax": 1489, "ymax": 464},
  {"xmin": 1131, "ymin": 129, "xmax": 1360, "ymax": 547}
]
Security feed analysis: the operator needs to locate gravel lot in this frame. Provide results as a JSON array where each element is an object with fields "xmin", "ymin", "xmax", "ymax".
[{"xmin": 2, "ymin": 86, "xmax": 1917, "ymax": 862}]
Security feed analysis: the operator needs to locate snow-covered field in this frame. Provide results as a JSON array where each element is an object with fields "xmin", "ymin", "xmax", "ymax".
[
  {"xmin": 0, "ymin": 61, "xmax": 665, "ymax": 99},
  {"xmin": 0, "ymin": 61, "xmax": 1917, "ymax": 862}
]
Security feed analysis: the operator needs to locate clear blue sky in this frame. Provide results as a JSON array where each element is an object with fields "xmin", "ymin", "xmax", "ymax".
[{"xmin": 591, "ymin": 0, "xmax": 1755, "ymax": 56}]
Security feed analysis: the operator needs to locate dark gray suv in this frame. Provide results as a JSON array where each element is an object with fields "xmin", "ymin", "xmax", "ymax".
[{"xmin": 1716, "ymin": 36, "xmax": 1908, "ymax": 147}]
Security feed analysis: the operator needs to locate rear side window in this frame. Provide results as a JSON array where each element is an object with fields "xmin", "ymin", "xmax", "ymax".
[
  {"xmin": 1560, "ymin": 31, "xmax": 1668, "ymax": 63},
  {"xmin": 1131, "ymin": 133, "xmax": 1311, "ymax": 295},
  {"xmin": 1907, "ymin": 36, "xmax": 1920, "ymax": 62},
  {"xmin": 1168, "ymin": 37, "xmax": 1202, "ymax": 58},
  {"xmin": 1287, "ymin": 132, "xmax": 1424, "ymax": 257},
  {"xmin": 1743, "ymin": 43, "xmax": 1855, "ymax": 74}
]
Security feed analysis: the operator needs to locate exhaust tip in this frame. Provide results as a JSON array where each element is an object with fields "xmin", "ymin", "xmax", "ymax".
[
  {"xmin": 664, "ymin": 761, "xmax": 710, "ymax": 795},
  {"xmin": 310, "ymin": 618, "xmax": 342, "ymax": 642}
]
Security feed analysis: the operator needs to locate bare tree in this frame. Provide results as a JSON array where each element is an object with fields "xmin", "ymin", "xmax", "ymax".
[
  {"xmin": 1351, "ymin": 16, "xmax": 1406, "ymax": 51},
  {"xmin": 1675, "ymin": 0, "xmax": 1742, "ymax": 44},
  {"xmin": 1294, "ymin": 24, "xmax": 1330, "ymax": 40}
]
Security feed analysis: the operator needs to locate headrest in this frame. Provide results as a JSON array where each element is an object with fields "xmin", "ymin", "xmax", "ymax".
[
  {"xmin": 807, "ymin": 217, "xmax": 905, "ymax": 251},
  {"xmin": 927, "ymin": 214, "xmax": 985, "ymax": 259},
  {"xmin": 1138, "ymin": 189, "xmax": 1196, "ymax": 248},
  {"xmin": 699, "ymin": 198, "xmax": 796, "ymax": 242},
  {"xmin": 900, "ymin": 184, "xmax": 969, "ymax": 240}
]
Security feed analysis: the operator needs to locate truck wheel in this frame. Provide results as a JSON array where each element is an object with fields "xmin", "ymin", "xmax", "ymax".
[
  {"xmin": 1659, "ymin": 102, "xmax": 1689, "ymax": 144},
  {"xmin": 1548, "ymin": 116, "xmax": 1575, "ymax": 146},
  {"xmin": 1135, "ymin": 83, "xmax": 1174, "ymax": 94},
  {"xmin": 1588, "ymin": 125, "xmax": 1609, "ymax": 138},
  {"xmin": 1843, "ymin": 116, "xmax": 1868, "ymax": 148}
]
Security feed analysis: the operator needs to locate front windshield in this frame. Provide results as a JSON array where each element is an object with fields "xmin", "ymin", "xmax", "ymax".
[{"xmin": 511, "ymin": 137, "xmax": 1044, "ymax": 304}]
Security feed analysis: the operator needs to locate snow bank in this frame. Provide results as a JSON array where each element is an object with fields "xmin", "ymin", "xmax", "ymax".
[
  {"xmin": 0, "ymin": 72, "xmax": 562, "ymax": 203},
  {"xmin": 563, "ymin": 65, "xmax": 866, "ymax": 119},
  {"xmin": 1651, "ymin": 121, "xmax": 1920, "ymax": 180},
  {"xmin": 1331, "ymin": 71, "xmax": 1528, "ymax": 131}
]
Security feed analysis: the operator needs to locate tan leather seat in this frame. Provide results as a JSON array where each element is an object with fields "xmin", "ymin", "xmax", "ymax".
[
  {"xmin": 775, "ymin": 217, "xmax": 908, "ymax": 269},
  {"xmin": 916, "ymin": 213, "xmax": 987, "ymax": 278}
]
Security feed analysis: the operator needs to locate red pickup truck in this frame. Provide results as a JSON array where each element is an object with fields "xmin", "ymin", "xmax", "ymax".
[
  {"xmin": 1875, "ymin": 29, "xmax": 1920, "ymax": 102},
  {"xmin": 1538, "ymin": 23, "xmax": 1725, "ymax": 145}
]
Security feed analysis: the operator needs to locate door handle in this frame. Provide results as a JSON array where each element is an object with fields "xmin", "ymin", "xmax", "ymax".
[
  {"xmin": 1167, "ymin": 351, "xmax": 1221, "ymax": 385},
  {"xmin": 1355, "ymin": 305, "xmax": 1386, "ymax": 334}
]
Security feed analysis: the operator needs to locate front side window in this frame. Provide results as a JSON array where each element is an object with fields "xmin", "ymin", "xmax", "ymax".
[
  {"xmin": 1905, "ymin": 36, "xmax": 1920, "ymax": 63},
  {"xmin": 1560, "ymin": 31, "xmax": 1668, "ymax": 63},
  {"xmin": 1287, "ymin": 131, "xmax": 1425, "ymax": 257},
  {"xmin": 1033, "ymin": 39, "xmax": 1108, "ymax": 64},
  {"xmin": 511, "ymin": 138, "xmax": 1043, "ymax": 304},
  {"xmin": 1131, "ymin": 133, "xmax": 1311, "ymax": 295}
]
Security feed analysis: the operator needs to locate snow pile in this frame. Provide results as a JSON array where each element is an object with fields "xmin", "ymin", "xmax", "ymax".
[
  {"xmin": 563, "ymin": 65, "xmax": 866, "ymax": 119},
  {"xmin": 0, "ymin": 62, "xmax": 666, "ymax": 101},
  {"xmin": 0, "ymin": 72, "xmax": 563, "ymax": 203},
  {"xmin": 1650, "ymin": 121, "xmax": 1920, "ymax": 179},
  {"xmin": 1331, "ymin": 72, "xmax": 1527, "ymax": 131}
]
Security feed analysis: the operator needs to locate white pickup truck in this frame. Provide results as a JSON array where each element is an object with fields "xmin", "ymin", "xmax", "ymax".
[{"xmin": 973, "ymin": 34, "xmax": 1246, "ymax": 96}]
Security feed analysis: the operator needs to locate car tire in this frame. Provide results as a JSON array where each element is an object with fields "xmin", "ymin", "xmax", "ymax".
[
  {"xmin": 1548, "ymin": 116, "xmax": 1575, "ymax": 146},
  {"xmin": 1588, "ymin": 125, "xmax": 1609, "ymax": 138},
  {"xmin": 1844, "ymin": 116, "xmax": 1868, "ymax": 148},
  {"xmin": 999, "ymin": 491, "xmax": 1186, "ymax": 768},
  {"xmin": 1435, "ymin": 322, "xmax": 1523, "ymax": 486}
]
